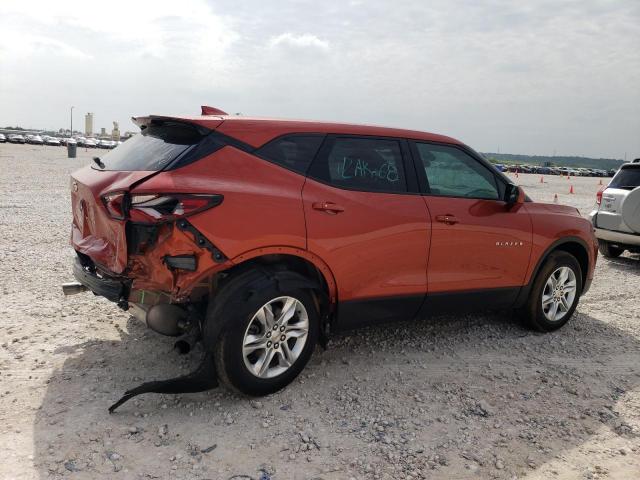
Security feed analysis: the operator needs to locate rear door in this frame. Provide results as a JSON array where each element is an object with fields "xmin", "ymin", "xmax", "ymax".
[
  {"xmin": 302, "ymin": 135, "xmax": 430, "ymax": 329},
  {"xmin": 410, "ymin": 141, "xmax": 532, "ymax": 300}
]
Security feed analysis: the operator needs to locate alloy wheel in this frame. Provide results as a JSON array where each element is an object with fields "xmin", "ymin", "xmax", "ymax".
[
  {"xmin": 242, "ymin": 296, "xmax": 309, "ymax": 379},
  {"xmin": 541, "ymin": 266, "xmax": 577, "ymax": 322}
]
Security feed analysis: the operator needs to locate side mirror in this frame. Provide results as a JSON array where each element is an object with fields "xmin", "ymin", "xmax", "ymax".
[{"xmin": 505, "ymin": 184, "xmax": 524, "ymax": 208}]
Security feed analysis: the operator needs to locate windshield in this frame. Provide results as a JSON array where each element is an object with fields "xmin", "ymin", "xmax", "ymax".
[
  {"xmin": 99, "ymin": 122, "xmax": 204, "ymax": 171},
  {"xmin": 609, "ymin": 167, "xmax": 640, "ymax": 190}
]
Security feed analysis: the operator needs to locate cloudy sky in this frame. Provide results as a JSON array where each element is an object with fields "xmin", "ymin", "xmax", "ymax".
[{"xmin": 1, "ymin": 0, "xmax": 638, "ymax": 158}]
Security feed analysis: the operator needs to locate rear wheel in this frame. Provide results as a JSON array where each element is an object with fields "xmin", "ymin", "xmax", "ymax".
[
  {"xmin": 523, "ymin": 251, "xmax": 583, "ymax": 332},
  {"xmin": 598, "ymin": 240, "xmax": 624, "ymax": 258},
  {"xmin": 206, "ymin": 270, "xmax": 319, "ymax": 396}
]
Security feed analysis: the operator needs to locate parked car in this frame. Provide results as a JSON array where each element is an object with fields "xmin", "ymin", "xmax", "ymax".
[
  {"xmin": 97, "ymin": 139, "xmax": 117, "ymax": 149},
  {"xmin": 589, "ymin": 160, "xmax": 640, "ymax": 258},
  {"xmin": 63, "ymin": 110, "xmax": 598, "ymax": 399},
  {"xmin": 0, "ymin": 133, "xmax": 6, "ymax": 143},
  {"xmin": 84, "ymin": 138, "xmax": 98, "ymax": 148},
  {"xmin": 45, "ymin": 137, "xmax": 61, "ymax": 146},
  {"xmin": 8, "ymin": 134, "xmax": 25, "ymax": 144},
  {"xmin": 28, "ymin": 135, "xmax": 44, "ymax": 145}
]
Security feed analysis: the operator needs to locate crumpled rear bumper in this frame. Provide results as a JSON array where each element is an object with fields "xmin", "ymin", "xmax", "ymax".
[{"xmin": 72, "ymin": 256, "xmax": 130, "ymax": 304}]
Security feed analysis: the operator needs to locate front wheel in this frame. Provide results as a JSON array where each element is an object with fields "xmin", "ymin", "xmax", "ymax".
[
  {"xmin": 208, "ymin": 271, "xmax": 319, "ymax": 396},
  {"xmin": 523, "ymin": 251, "xmax": 583, "ymax": 332}
]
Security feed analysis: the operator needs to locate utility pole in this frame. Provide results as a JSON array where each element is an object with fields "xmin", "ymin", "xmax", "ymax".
[{"xmin": 70, "ymin": 106, "xmax": 74, "ymax": 136}]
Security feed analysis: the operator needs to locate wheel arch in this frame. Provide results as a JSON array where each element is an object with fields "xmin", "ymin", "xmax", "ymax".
[
  {"xmin": 515, "ymin": 237, "xmax": 590, "ymax": 308},
  {"xmin": 200, "ymin": 249, "xmax": 337, "ymax": 351},
  {"xmin": 227, "ymin": 248, "xmax": 337, "ymax": 305}
]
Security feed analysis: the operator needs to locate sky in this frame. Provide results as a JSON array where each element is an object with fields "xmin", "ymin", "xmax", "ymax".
[{"xmin": 0, "ymin": 0, "xmax": 638, "ymax": 159}]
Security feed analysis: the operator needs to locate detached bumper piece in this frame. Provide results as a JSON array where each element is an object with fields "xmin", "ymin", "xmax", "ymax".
[
  {"xmin": 72, "ymin": 257, "xmax": 129, "ymax": 305},
  {"xmin": 108, "ymin": 351, "xmax": 218, "ymax": 413}
]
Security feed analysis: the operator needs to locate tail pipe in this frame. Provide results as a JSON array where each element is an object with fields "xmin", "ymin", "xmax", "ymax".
[{"xmin": 62, "ymin": 282, "xmax": 89, "ymax": 295}]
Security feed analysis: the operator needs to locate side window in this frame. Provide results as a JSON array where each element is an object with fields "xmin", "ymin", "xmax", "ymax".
[
  {"xmin": 414, "ymin": 143, "xmax": 500, "ymax": 200},
  {"xmin": 309, "ymin": 137, "xmax": 407, "ymax": 193},
  {"xmin": 256, "ymin": 135, "xmax": 325, "ymax": 174}
]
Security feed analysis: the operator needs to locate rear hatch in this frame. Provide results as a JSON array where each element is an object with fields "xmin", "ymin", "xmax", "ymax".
[
  {"xmin": 70, "ymin": 118, "xmax": 222, "ymax": 273},
  {"xmin": 597, "ymin": 165, "xmax": 640, "ymax": 233}
]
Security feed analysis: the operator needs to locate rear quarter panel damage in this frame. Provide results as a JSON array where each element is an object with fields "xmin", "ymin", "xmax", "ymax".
[{"xmin": 128, "ymin": 146, "xmax": 309, "ymax": 298}]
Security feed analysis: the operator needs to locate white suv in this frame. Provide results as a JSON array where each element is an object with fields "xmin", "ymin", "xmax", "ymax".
[{"xmin": 589, "ymin": 159, "xmax": 640, "ymax": 258}]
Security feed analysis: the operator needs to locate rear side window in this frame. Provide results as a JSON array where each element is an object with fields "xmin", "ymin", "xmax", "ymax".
[
  {"xmin": 609, "ymin": 167, "xmax": 640, "ymax": 190},
  {"xmin": 414, "ymin": 143, "xmax": 499, "ymax": 200},
  {"xmin": 309, "ymin": 137, "xmax": 407, "ymax": 193},
  {"xmin": 100, "ymin": 122, "xmax": 204, "ymax": 171},
  {"xmin": 256, "ymin": 135, "xmax": 325, "ymax": 174}
]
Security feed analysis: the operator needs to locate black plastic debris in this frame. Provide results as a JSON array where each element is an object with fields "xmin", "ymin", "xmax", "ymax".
[
  {"xmin": 108, "ymin": 351, "xmax": 218, "ymax": 413},
  {"xmin": 201, "ymin": 444, "xmax": 217, "ymax": 454}
]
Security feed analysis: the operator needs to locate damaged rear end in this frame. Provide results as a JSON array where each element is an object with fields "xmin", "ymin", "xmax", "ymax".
[{"xmin": 67, "ymin": 115, "xmax": 233, "ymax": 335}]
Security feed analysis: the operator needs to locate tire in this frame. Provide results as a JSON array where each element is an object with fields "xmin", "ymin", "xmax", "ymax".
[
  {"xmin": 206, "ymin": 269, "xmax": 319, "ymax": 396},
  {"xmin": 523, "ymin": 251, "xmax": 583, "ymax": 332},
  {"xmin": 598, "ymin": 240, "xmax": 624, "ymax": 258}
]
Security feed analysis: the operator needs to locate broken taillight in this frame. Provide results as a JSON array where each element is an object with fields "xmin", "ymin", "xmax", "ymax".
[
  {"xmin": 101, "ymin": 191, "xmax": 127, "ymax": 220},
  {"xmin": 101, "ymin": 192, "xmax": 223, "ymax": 222},
  {"xmin": 129, "ymin": 194, "xmax": 223, "ymax": 223}
]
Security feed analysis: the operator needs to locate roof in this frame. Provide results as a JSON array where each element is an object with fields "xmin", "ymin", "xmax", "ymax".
[{"xmin": 132, "ymin": 113, "xmax": 464, "ymax": 148}]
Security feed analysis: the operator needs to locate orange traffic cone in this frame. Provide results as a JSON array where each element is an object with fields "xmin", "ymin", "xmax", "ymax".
[
  {"xmin": 540, "ymin": 176, "xmax": 544, "ymax": 183},
  {"xmin": 569, "ymin": 185, "xmax": 574, "ymax": 194},
  {"xmin": 554, "ymin": 194, "xmax": 558, "ymax": 203},
  {"xmin": 598, "ymin": 178, "xmax": 603, "ymax": 186}
]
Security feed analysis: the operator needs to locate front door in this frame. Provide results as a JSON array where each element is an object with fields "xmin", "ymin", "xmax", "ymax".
[
  {"xmin": 302, "ymin": 136, "xmax": 431, "ymax": 329},
  {"xmin": 410, "ymin": 142, "xmax": 532, "ymax": 298}
]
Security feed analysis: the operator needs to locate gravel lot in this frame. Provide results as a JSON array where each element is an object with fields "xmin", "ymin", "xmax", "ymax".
[{"xmin": 1, "ymin": 143, "xmax": 639, "ymax": 480}]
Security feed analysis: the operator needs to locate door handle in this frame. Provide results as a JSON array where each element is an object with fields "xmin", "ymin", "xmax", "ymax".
[
  {"xmin": 435, "ymin": 214, "xmax": 459, "ymax": 225},
  {"xmin": 312, "ymin": 201, "xmax": 345, "ymax": 214}
]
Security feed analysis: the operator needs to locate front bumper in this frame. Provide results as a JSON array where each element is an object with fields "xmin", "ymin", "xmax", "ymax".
[{"xmin": 72, "ymin": 257, "xmax": 130, "ymax": 304}]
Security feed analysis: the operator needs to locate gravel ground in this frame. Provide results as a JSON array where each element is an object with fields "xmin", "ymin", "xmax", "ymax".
[{"xmin": 0, "ymin": 143, "xmax": 639, "ymax": 480}]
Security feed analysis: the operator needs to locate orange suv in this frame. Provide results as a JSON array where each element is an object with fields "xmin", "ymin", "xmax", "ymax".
[{"xmin": 64, "ymin": 107, "xmax": 597, "ymax": 400}]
